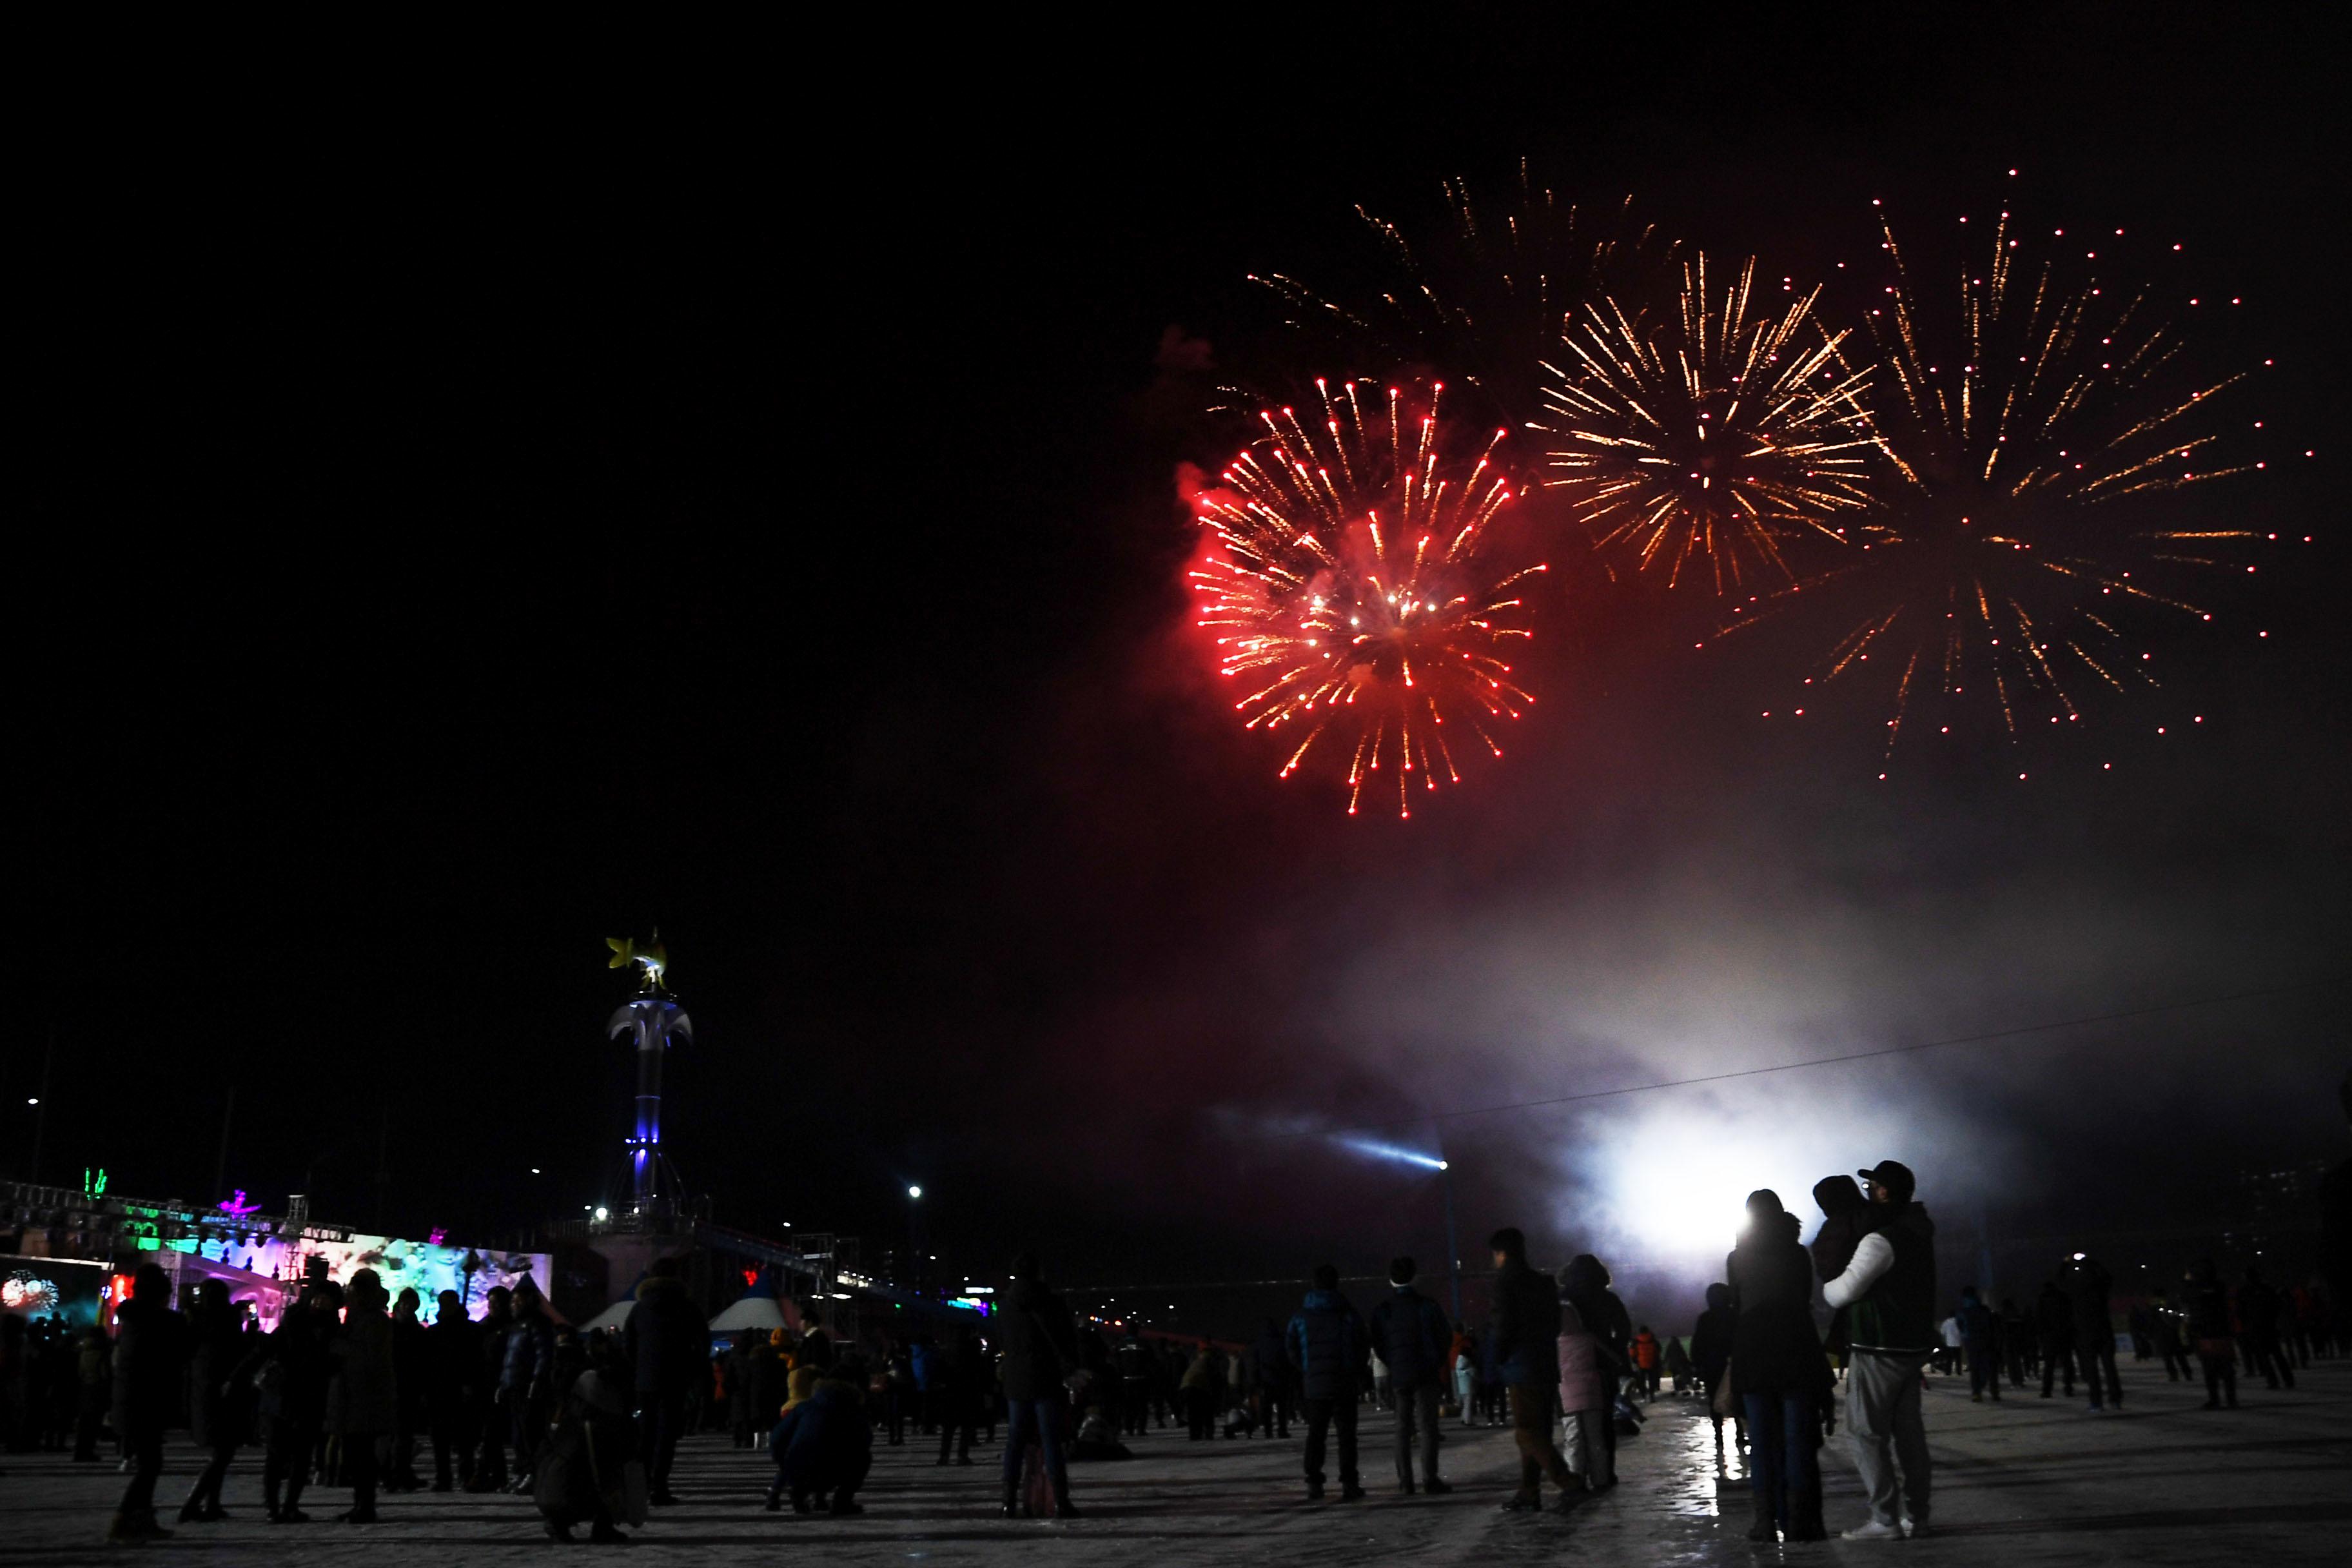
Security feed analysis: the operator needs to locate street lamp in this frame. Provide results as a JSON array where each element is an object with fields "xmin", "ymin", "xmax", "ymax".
[
  {"xmin": 1332, "ymin": 1135, "xmax": 1460, "ymax": 1319},
  {"xmin": 905, "ymin": 1186, "xmax": 927, "ymax": 1293}
]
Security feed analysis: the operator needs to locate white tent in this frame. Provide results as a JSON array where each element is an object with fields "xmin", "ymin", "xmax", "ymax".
[
  {"xmin": 580, "ymin": 1298, "xmax": 635, "ymax": 1335},
  {"xmin": 707, "ymin": 1295, "xmax": 788, "ymax": 1335}
]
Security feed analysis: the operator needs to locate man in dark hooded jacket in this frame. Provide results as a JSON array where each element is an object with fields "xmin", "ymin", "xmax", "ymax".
[
  {"xmin": 2066, "ymin": 1253, "xmax": 2122, "ymax": 1409},
  {"xmin": 623, "ymin": 1257, "xmax": 707, "ymax": 1505},
  {"xmin": 1811, "ymin": 1175, "xmax": 1870, "ymax": 1362},
  {"xmin": 1286, "ymin": 1264, "xmax": 1368, "ymax": 1501},
  {"xmin": 1369, "ymin": 1257, "xmax": 1451, "ymax": 1494},
  {"xmin": 1823, "ymin": 1160, "xmax": 1936, "ymax": 1540},
  {"xmin": 1488, "ymin": 1228, "xmax": 1578, "ymax": 1512},
  {"xmin": 997, "ymin": 1253, "xmax": 1079, "ymax": 1518}
]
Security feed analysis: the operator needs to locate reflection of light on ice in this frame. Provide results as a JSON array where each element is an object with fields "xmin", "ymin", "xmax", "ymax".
[{"xmin": 1661, "ymin": 1401, "xmax": 1747, "ymax": 1519}]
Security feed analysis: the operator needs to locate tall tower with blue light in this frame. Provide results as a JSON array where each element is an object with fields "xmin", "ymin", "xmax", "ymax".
[{"xmin": 605, "ymin": 933, "xmax": 692, "ymax": 1219}]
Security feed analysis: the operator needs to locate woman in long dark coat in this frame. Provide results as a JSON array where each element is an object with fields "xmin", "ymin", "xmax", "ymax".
[
  {"xmin": 1725, "ymin": 1191, "xmax": 1834, "ymax": 1544},
  {"xmin": 332, "ymin": 1269, "xmax": 398, "ymax": 1523}
]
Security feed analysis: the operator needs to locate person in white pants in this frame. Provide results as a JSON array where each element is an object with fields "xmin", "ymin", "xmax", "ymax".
[{"xmin": 1823, "ymin": 1159, "xmax": 1938, "ymax": 1540}]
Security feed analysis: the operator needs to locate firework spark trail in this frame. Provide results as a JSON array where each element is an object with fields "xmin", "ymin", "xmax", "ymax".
[
  {"xmin": 1533, "ymin": 254, "xmax": 1878, "ymax": 594},
  {"xmin": 1715, "ymin": 191, "xmax": 2278, "ymax": 771},
  {"xmin": 1190, "ymin": 379, "xmax": 1546, "ymax": 818},
  {"xmin": 1248, "ymin": 164, "xmax": 1673, "ymax": 431}
]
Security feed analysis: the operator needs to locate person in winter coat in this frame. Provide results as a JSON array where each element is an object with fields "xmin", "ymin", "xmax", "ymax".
[
  {"xmin": 934, "ymin": 1326, "xmax": 983, "ymax": 1465},
  {"xmin": 535, "ymin": 1365, "xmax": 638, "ymax": 1542},
  {"xmin": 1287, "ymin": 1262, "xmax": 1369, "ymax": 1502},
  {"xmin": 468, "ymin": 1287, "xmax": 514, "ymax": 1491},
  {"xmin": 766, "ymin": 1372, "xmax": 872, "ymax": 1514},
  {"xmin": 1630, "ymin": 1327, "xmax": 1661, "ymax": 1400},
  {"xmin": 1958, "ymin": 1288, "xmax": 2003, "ymax": 1402},
  {"xmin": 1112, "ymin": 1326, "xmax": 1150, "ymax": 1438},
  {"xmin": 1822, "ymin": 1159, "xmax": 1937, "ymax": 1540},
  {"xmin": 387, "ymin": 1288, "xmax": 428, "ymax": 1491},
  {"xmin": 1369, "ymin": 1257, "xmax": 1453, "ymax": 1494},
  {"xmin": 2183, "ymin": 1260, "xmax": 2237, "ymax": 1409},
  {"xmin": 1560, "ymin": 1253, "xmax": 1632, "ymax": 1470},
  {"xmin": 106, "ymin": 1262, "xmax": 183, "ymax": 1544},
  {"xmin": 2034, "ymin": 1279, "xmax": 2077, "ymax": 1398},
  {"xmin": 424, "ymin": 1289, "xmax": 478, "ymax": 1490},
  {"xmin": 754, "ymin": 1331, "xmax": 789, "ymax": 1438},
  {"xmin": 1488, "ymin": 1228, "xmax": 1578, "ymax": 1512},
  {"xmin": 2065, "ymin": 1253, "xmax": 2123, "ymax": 1409},
  {"xmin": 1690, "ymin": 1282, "xmax": 1738, "ymax": 1455},
  {"xmin": 71, "ymin": 1322, "xmax": 111, "ymax": 1463},
  {"xmin": 997, "ymin": 1253, "xmax": 1081, "ymax": 1518},
  {"xmin": 331, "ymin": 1269, "xmax": 398, "ymax": 1524},
  {"xmin": 1726, "ymin": 1193, "xmax": 1832, "ymax": 1543},
  {"xmin": 622, "ymin": 1257, "xmax": 707, "ymax": 1504},
  {"xmin": 1556, "ymin": 1296, "xmax": 1613, "ymax": 1488},
  {"xmin": 502, "ymin": 1286, "xmax": 558, "ymax": 1491},
  {"xmin": 251, "ymin": 1282, "xmax": 338, "ymax": 1522},
  {"xmin": 2237, "ymin": 1266, "xmax": 2295, "ymax": 1391},
  {"xmin": 2150, "ymin": 1290, "xmax": 2192, "ymax": 1381},
  {"xmin": 177, "ymin": 1281, "xmax": 251, "ymax": 1523},
  {"xmin": 725, "ymin": 1335, "xmax": 759, "ymax": 1448},
  {"xmin": 1248, "ymin": 1318, "xmax": 1291, "ymax": 1438},
  {"xmin": 1999, "ymin": 1297, "xmax": 2033, "ymax": 1388},
  {"xmin": 1811, "ymin": 1175, "xmax": 1870, "ymax": 1366},
  {"xmin": 1179, "ymin": 1340, "xmax": 1222, "ymax": 1440},
  {"xmin": 1449, "ymin": 1326, "xmax": 1478, "ymax": 1426}
]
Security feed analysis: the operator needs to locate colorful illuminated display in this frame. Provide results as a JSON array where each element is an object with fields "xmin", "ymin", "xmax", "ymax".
[
  {"xmin": 0, "ymin": 1257, "xmax": 110, "ymax": 1328},
  {"xmin": 182, "ymin": 1227, "xmax": 549, "ymax": 1318}
]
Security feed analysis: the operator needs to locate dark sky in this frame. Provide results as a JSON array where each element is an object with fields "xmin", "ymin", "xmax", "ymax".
[{"xmin": 19, "ymin": 6, "xmax": 2347, "ymax": 1324}]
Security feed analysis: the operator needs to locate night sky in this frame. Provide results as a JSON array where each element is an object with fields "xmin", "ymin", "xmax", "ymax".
[{"xmin": 19, "ymin": 6, "xmax": 2346, "ymax": 1324}]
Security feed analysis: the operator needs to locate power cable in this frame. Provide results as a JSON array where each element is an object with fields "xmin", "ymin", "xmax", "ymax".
[{"xmin": 1260, "ymin": 974, "xmax": 2347, "ymax": 1144}]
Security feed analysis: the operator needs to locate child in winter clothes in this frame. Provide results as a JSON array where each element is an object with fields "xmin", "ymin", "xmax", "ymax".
[{"xmin": 1556, "ymin": 1300, "xmax": 1614, "ymax": 1489}]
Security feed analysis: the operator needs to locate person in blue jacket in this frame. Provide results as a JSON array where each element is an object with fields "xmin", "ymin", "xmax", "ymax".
[{"xmin": 1286, "ymin": 1264, "xmax": 1369, "ymax": 1502}]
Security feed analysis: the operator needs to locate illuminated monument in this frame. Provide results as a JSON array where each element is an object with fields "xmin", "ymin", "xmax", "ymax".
[{"xmin": 605, "ymin": 932, "xmax": 692, "ymax": 1219}]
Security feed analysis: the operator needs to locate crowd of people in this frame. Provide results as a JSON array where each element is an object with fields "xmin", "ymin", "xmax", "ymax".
[{"xmin": 4, "ymin": 1152, "xmax": 2345, "ymax": 1546}]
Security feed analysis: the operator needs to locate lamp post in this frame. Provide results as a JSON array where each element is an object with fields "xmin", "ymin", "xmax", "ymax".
[
  {"xmin": 906, "ymin": 1186, "xmax": 925, "ymax": 1295},
  {"xmin": 1440, "ymin": 1159, "xmax": 1462, "ymax": 1322}
]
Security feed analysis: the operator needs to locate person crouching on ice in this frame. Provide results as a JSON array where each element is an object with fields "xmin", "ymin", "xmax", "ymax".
[
  {"xmin": 534, "ymin": 1367, "xmax": 638, "ymax": 1544},
  {"xmin": 765, "ymin": 1372, "xmax": 872, "ymax": 1516}
]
